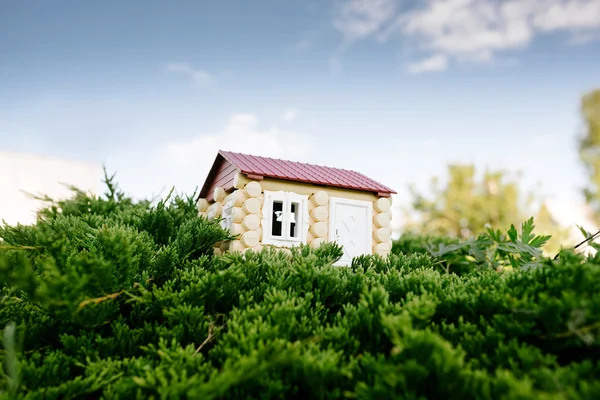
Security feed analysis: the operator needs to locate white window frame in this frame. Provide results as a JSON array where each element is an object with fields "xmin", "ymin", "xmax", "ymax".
[
  {"xmin": 220, "ymin": 198, "xmax": 235, "ymax": 231},
  {"xmin": 262, "ymin": 190, "xmax": 309, "ymax": 247}
]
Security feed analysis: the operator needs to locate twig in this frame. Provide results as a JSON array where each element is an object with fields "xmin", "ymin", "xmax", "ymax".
[
  {"xmin": 540, "ymin": 321, "xmax": 600, "ymax": 340},
  {"xmin": 573, "ymin": 229, "xmax": 600, "ymax": 250},
  {"xmin": 0, "ymin": 245, "xmax": 43, "ymax": 251},
  {"xmin": 78, "ymin": 291, "xmax": 124, "ymax": 309},
  {"xmin": 553, "ymin": 228, "xmax": 600, "ymax": 260},
  {"xmin": 194, "ymin": 322, "xmax": 215, "ymax": 355}
]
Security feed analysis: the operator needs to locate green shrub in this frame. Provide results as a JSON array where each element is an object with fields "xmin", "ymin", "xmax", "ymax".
[
  {"xmin": 393, "ymin": 219, "xmax": 552, "ymax": 276},
  {"xmin": 1, "ymin": 175, "xmax": 599, "ymax": 399},
  {"xmin": 391, "ymin": 231, "xmax": 458, "ymax": 256}
]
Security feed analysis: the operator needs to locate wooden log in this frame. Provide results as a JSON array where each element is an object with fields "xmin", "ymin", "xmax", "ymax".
[
  {"xmin": 230, "ymin": 223, "xmax": 246, "ymax": 236},
  {"xmin": 375, "ymin": 247, "xmax": 391, "ymax": 257},
  {"xmin": 198, "ymin": 211, "xmax": 207, "ymax": 217},
  {"xmin": 243, "ymin": 181, "xmax": 262, "ymax": 198},
  {"xmin": 213, "ymin": 247, "xmax": 222, "ymax": 255},
  {"xmin": 310, "ymin": 238, "xmax": 326, "ymax": 249},
  {"xmin": 373, "ymin": 213, "xmax": 391, "ymax": 228},
  {"xmin": 256, "ymin": 227, "xmax": 263, "ymax": 241},
  {"xmin": 373, "ymin": 197, "xmax": 391, "ymax": 213},
  {"xmin": 310, "ymin": 206, "xmax": 328, "ymax": 222},
  {"xmin": 306, "ymin": 232, "xmax": 315, "ymax": 244},
  {"xmin": 241, "ymin": 231, "xmax": 260, "ymax": 247},
  {"xmin": 242, "ymin": 214, "xmax": 261, "ymax": 230},
  {"xmin": 242, "ymin": 244, "xmax": 263, "ymax": 254},
  {"xmin": 232, "ymin": 207, "xmax": 247, "ymax": 223},
  {"xmin": 310, "ymin": 221, "xmax": 328, "ymax": 238},
  {"xmin": 257, "ymin": 194, "xmax": 264, "ymax": 205},
  {"xmin": 206, "ymin": 202, "xmax": 223, "ymax": 219},
  {"xmin": 233, "ymin": 173, "xmax": 250, "ymax": 189},
  {"xmin": 243, "ymin": 198, "xmax": 261, "ymax": 214},
  {"xmin": 373, "ymin": 227, "xmax": 391, "ymax": 243},
  {"xmin": 197, "ymin": 198, "xmax": 209, "ymax": 212},
  {"xmin": 229, "ymin": 240, "xmax": 246, "ymax": 253},
  {"xmin": 213, "ymin": 187, "xmax": 226, "ymax": 203},
  {"xmin": 310, "ymin": 190, "xmax": 329, "ymax": 206},
  {"xmin": 223, "ymin": 190, "xmax": 247, "ymax": 207},
  {"xmin": 374, "ymin": 241, "xmax": 392, "ymax": 252}
]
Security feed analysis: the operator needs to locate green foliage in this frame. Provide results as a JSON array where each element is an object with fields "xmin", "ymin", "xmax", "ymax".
[
  {"xmin": 406, "ymin": 164, "xmax": 535, "ymax": 239},
  {"xmin": 1, "ymin": 176, "xmax": 600, "ymax": 399},
  {"xmin": 532, "ymin": 202, "xmax": 573, "ymax": 256},
  {"xmin": 393, "ymin": 218, "xmax": 551, "ymax": 275},
  {"xmin": 391, "ymin": 231, "xmax": 458, "ymax": 256},
  {"xmin": 578, "ymin": 88, "xmax": 600, "ymax": 217}
]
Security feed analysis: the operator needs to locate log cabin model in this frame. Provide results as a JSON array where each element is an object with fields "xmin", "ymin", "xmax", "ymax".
[{"xmin": 197, "ymin": 150, "xmax": 396, "ymax": 265}]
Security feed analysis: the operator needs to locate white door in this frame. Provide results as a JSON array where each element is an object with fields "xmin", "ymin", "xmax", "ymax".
[{"xmin": 329, "ymin": 197, "xmax": 373, "ymax": 266}]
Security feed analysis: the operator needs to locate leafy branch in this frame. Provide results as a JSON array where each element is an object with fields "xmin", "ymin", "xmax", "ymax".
[{"xmin": 425, "ymin": 217, "xmax": 551, "ymax": 273}]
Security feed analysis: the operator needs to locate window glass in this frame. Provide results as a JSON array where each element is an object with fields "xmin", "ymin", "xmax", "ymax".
[
  {"xmin": 272, "ymin": 201, "xmax": 283, "ymax": 237},
  {"xmin": 289, "ymin": 202, "xmax": 298, "ymax": 238}
]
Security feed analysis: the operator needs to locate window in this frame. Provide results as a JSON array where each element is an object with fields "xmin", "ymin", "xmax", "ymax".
[
  {"xmin": 262, "ymin": 190, "xmax": 308, "ymax": 246},
  {"xmin": 220, "ymin": 198, "xmax": 235, "ymax": 231},
  {"xmin": 271, "ymin": 200, "xmax": 284, "ymax": 236}
]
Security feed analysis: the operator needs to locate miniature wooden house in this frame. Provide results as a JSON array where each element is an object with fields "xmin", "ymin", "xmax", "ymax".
[{"xmin": 196, "ymin": 150, "xmax": 396, "ymax": 265}]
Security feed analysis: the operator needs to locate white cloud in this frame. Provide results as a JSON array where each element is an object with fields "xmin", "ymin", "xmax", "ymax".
[
  {"xmin": 408, "ymin": 54, "xmax": 448, "ymax": 73},
  {"xmin": 532, "ymin": 0, "xmax": 600, "ymax": 31},
  {"xmin": 280, "ymin": 108, "xmax": 299, "ymax": 122},
  {"xmin": 333, "ymin": 0, "xmax": 398, "ymax": 41},
  {"xmin": 99, "ymin": 112, "xmax": 314, "ymax": 202},
  {"xmin": 330, "ymin": 0, "xmax": 398, "ymax": 71},
  {"xmin": 0, "ymin": 152, "xmax": 103, "ymax": 225},
  {"xmin": 166, "ymin": 63, "xmax": 216, "ymax": 86},
  {"xmin": 394, "ymin": 0, "xmax": 532, "ymax": 57},
  {"xmin": 166, "ymin": 113, "xmax": 313, "ymax": 171},
  {"xmin": 333, "ymin": 0, "xmax": 600, "ymax": 71}
]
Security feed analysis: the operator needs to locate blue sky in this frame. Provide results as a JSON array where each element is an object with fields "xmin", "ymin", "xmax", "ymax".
[{"xmin": 1, "ymin": 0, "xmax": 600, "ymax": 229}]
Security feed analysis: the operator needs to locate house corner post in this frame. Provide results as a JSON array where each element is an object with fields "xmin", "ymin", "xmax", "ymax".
[{"xmin": 372, "ymin": 197, "xmax": 392, "ymax": 256}]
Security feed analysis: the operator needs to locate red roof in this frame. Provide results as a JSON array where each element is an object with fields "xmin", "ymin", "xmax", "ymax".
[{"xmin": 199, "ymin": 150, "xmax": 396, "ymax": 199}]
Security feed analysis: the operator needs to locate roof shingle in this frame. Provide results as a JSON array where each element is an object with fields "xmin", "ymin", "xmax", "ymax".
[{"xmin": 217, "ymin": 150, "xmax": 396, "ymax": 195}]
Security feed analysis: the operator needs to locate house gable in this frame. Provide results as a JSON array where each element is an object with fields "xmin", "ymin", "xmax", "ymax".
[{"xmin": 199, "ymin": 153, "xmax": 239, "ymax": 203}]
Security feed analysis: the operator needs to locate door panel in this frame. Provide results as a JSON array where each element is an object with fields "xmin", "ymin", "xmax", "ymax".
[{"xmin": 330, "ymin": 198, "xmax": 372, "ymax": 266}]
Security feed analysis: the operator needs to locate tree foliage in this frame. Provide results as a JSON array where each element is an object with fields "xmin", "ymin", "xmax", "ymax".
[
  {"xmin": 406, "ymin": 164, "xmax": 533, "ymax": 239},
  {"xmin": 1, "ymin": 174, "xmax": 600, "ymax": 399},
  {"xmin": 578, "ymin": 88, "xmax": 600, "ymax": 216},
  {"xmin": 532, "ymin": 202, "xmax": 574, "ymax": 256}
]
